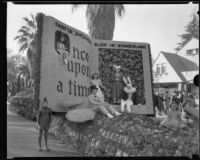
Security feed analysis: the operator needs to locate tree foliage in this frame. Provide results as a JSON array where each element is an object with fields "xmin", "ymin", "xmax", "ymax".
[
  {"xmin": 175, "ymin": 12, "xmax": 199, "ymax": 51},
  {"xmin": 14, "ymin": 13, "xmax": 37, "ymax": 79},
  {"xmin": 7, "ymin": 54, "xmax": 29, "ymax": 96},
  {"xmin": 72, "ymin": 4, "xmax": 125, "ymax": 40}
]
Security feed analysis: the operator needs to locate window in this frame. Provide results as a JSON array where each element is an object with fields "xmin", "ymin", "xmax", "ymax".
[
  {"xmin": 186, "ymin": 49, "xmax": 193, "ymax": 55},
  {"xmin": 161, "ymin": 63, "xmax": 167, "ymax": 73},
  {"xmin": 194, "ymin": 48, "xmax": 199, "ymax": 55},
  {"xmin": 186, "ymin": 48, "xmax": 199, "ymax": 56},
  {"xmin": 156, "ymin": 64, "xmax": 161, "ymax": 74}
]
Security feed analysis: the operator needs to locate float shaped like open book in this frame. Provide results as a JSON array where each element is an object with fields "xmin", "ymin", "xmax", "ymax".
[{"xmin": 38, "ymin": 15, "xmax": 154, "ymax": 115}]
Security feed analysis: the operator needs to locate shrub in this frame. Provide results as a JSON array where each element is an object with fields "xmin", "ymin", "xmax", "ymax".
[
  {"xmin": 17, "ymin": 88, "xmax": 33, "ymax": 97},
  {"xmin": 9, "ymin": 94, "xmax": 37, "ymax": 121}
]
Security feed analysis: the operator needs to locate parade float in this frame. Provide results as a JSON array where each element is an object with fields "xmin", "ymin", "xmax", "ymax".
[{"xmin": 11, "ymin": 13, "xmax": 199, "ymax": 157}]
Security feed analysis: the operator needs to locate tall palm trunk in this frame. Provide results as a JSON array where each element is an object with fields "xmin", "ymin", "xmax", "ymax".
[
  {"xmin": 86, "ymin": 5, "xmax": 115, "ymax": 40},
  {"xmin": 72, "ymin": 4, "xmax": 125, "ymax": 40}
]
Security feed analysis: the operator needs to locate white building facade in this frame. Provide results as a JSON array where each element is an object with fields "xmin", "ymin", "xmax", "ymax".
[{"xmin": 153, "ymin": 37, "xmax": 199, "ymax": 96}]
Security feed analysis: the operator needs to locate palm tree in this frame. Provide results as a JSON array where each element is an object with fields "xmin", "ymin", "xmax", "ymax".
[
  {"xmin": 14, "ymin": 14, "xmax": 37, "ymax": 79},
  {"xmin": 72, "ymin": 4, "xmax": 125, "ymax": 40}
]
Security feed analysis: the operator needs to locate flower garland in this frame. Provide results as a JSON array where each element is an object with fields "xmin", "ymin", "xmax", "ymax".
[{"xmin": 34, "ymin": 13, "xmax": 44, "ymax": 111}]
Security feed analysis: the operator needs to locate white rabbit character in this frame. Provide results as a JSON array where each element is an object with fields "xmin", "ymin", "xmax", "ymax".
[{"xmin": 120, "ymin": 76, "xmax": 137, "ymax": 113}]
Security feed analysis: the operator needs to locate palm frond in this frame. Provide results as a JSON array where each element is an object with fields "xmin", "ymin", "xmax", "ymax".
[
  {"xmin": 29, "ymin": 20, "xmax": 36, "ymax": 29},
  {"xmin": 13, "ymin": 35, "xmax": 21, "ymax": 41},
  {"xmin": 23, "ymin": 17, "xmax": 36, "ymax": 29},
  {"xmin": 18, "ymin": 42, "xmax": 28, "ymax": 54},
  {"xmin": 21, "ymin": 26, "xmax": 30, "ymax": 31},
  {"xmin": 23, "ymin": 17, "xmax": 30, "ymax": 25},
  {"xmin": 16, "ymin": 36, "xmax": 28, "ymax": 45},
  {"xmin": 26, "ymin": 48, "xmax": 33, "ymax": 62},
  {"xmin": 114, "ymin": 5, "xmax": 125, "ymax": 18},
  {"xmin": 18, "ymin": 29, "xmax": 31, "ymax": 37},
  {"xmin": 30, "ymin": 13, "xmax": 35, "ymax": 26}
]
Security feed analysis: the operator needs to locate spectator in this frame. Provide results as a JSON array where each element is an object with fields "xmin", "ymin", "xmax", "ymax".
[
  {"xmin": 153, "ymin": 92, "xmax": 158, "ymax": 115},
  {"xmin": 158, "ymin": 93, "xmax": 165, "ymax": 114},
  {"xmin": 160, "ymin": 102, "xmax": 185, "ymax": 128},
  {"xmin": 180, "ymin": 91, "xmax": 185, "ymax": 104},
  {"xmin": 154, "ymin": 92, "xmax": 164, "ymax": 116},
  {"xmin": 172, "ymin": 91, "xmax": 181, "ymax": 106},
  {"xmin": 165, "ymin": 90, "xmax": 170, "ymax": 113},
  {"xmin": 37, "ymin": 97, "xmax": 52, "ymax": 151},
  {"xmin": 181, "ymin": 93, "xmax": 198, "ymax": 124}
]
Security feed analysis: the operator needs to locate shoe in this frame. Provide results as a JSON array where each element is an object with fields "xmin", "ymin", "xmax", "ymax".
[
  {"xmin": 107, "ymin": 113, "xmax": 114, "ymax": 119},
  {"xmin": 115, "ymin": 112, "xmax": 121, "ymax": 116},
  {"xmin": 39, "ymin": 148, "xmax": 42, "ymax": 151},
  {"xmin": 44, "ymin": 147, "xmax": 50, "ymax": 151}
]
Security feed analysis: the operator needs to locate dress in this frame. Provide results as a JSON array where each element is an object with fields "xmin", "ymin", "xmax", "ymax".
[
  {"xmin": 57, "ymin": 42, "xmax": 69, "ymax": 64},
  {"xmin": 91, "ymin": 79, "xmax": 104, "ymax": 100},
  {"xmin": 112, "ymin": 80, "xmax": 122, "ymax": 104},
  {"xmin": 38, "ymin": 107, "xmax": 52, "ymax": 130}
]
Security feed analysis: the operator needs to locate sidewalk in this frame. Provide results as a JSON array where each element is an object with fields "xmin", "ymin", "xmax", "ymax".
[{"xmin": 7, "ymin": 103, "xmax": 80, "ymax": 158}]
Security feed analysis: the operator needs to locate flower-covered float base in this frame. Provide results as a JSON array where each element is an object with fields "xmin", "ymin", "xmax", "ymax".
[{"xmin": 50, "ymin": 112, "xmax": 199, "ymax": 157}]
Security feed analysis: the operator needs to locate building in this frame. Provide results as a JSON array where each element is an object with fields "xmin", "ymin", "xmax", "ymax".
[
  {"xmin": 153, "ymin": 37, "xmax": 199, "ymax": 95},
  {"xmin": 177, "ymin": 37, "xmax": 199, "ymax": 66}
]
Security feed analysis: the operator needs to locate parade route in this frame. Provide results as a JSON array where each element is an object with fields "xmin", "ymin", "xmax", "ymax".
[{"xmin": 7, "ymin": 105, "xmax": 80, "ymax": 158}]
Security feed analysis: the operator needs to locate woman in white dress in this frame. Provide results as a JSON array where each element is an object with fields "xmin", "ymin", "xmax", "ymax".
[{"xmin": 90, "ymin": 73, "xmax": 106, "ymax": 101}]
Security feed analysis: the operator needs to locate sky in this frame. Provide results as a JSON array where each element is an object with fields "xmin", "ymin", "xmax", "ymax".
[{"xmin": 7, "ymin": 2, "xmax": 198, "ymax": 60}]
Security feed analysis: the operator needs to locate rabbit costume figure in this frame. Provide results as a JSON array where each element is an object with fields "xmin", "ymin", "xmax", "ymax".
[{"xmin": 120, "ymin": 76, "xmax": 138, "ymax": 113}]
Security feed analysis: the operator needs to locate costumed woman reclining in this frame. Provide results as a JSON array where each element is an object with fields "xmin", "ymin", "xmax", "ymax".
[{"xmin": 80, "ymin": 85, "xmax": 121, "ymax": 119}]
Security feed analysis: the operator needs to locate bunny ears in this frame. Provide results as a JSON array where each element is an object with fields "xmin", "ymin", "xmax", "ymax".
[{"xmin": 123, "ymin": 76, "xmax": 132, "ymax": 86}]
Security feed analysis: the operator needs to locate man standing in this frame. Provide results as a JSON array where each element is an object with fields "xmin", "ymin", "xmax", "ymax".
[{"xmin": 165, "ymin": 90, "xmax": 170, "ymax": 113}]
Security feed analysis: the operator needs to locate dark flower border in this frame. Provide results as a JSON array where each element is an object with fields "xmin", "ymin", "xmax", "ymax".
[
  {"xmin": 148, "ymin": 44, "xmax": 156, "ymax": 117},
  {"xmin": 34, "ymin": 13, "xmax": 44, "ymax": 111}
]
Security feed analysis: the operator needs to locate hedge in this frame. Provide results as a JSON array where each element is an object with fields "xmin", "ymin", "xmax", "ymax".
[{"xmin": 9, "ymin": 94, "xmax": 37, "ymax": 121}]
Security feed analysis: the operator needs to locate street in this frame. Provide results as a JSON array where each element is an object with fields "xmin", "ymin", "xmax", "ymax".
[{"xmin": 7, "ymin": 105, "xmax": 80, "ymax": 158}]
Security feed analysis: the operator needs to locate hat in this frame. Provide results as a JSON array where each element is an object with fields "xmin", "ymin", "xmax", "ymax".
[{"xmin": 90, "ymin": 85, "xmax": 98, "ymax": 91}]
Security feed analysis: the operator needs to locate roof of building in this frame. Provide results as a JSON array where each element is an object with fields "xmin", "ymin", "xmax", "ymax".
[
  {"xmin": 153, "ymin": 37, "xmax": 199, "ymax": 65},
  {"xmin": 162, "ymin": 51, "xmax": 199, "ymax": 82}
]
